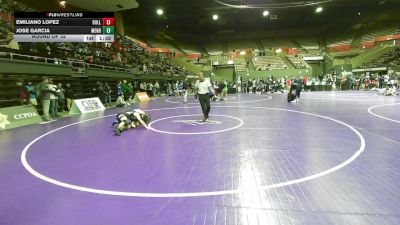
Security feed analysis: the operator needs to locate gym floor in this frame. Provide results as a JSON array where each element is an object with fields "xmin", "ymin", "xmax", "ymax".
[{"xmin": 0, "ymin": 91, "xmax": 399, "ymax": 225}]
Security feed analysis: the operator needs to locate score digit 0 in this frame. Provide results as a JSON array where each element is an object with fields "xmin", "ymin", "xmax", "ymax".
[
  {"xmin": 102, "ymin": 18, "xmax": 115, "ymax": 26},
  {"xmin": 103, "ymin": 26, "xmax": 114, "ymax": 34}
]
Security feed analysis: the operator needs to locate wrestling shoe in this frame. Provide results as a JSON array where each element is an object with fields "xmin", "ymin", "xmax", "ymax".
[{"xmin": 114, "ymin": 127, "xmax": 121, "ymax": 136}]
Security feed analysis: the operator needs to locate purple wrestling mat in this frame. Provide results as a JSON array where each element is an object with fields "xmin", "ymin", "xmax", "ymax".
[{"xmin": 0, "ymin": 92, "xmax": 399, "ymax": 225}]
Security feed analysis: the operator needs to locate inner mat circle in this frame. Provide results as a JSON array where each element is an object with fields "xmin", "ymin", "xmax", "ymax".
[{"xmin": 148, "ymin": 114, "xmax": 244, "ymax": 135}]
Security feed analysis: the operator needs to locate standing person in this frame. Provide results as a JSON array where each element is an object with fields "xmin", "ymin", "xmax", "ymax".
[
  {"xmin": 243, "ymin": 80, "xmax": 248, "ymax": 93},
  {"xmin": 37, "ymin": 77, "xmax": 51, "ymax": 121},
  {"xmin": 167, "ymin": 82, "xmax": 172, "ymax": 96},
  {"xmin": 182, "ymin": 79, "xmax": 189, "ymax": 103},
  {"xmin": 64, "ymin": 83, "xmax": 75, "ymax": 111},
  {"xmin": 147, "ymin": 82, "xmax": 153, "ymax": 97},
  {"xmin": 154, "ymin": 81, "xmax": 160, "ymax": 97},
  {"xmin": 286, "ymin": 78, "xmax": 292, "ymax": 92},
  {"xmin": 139, "ymin": 82, "xmax": 145, "ymax": 92},
  {"xmin": 48, "ymin": 78, "xmax": 59, "ymax": 119},
  {"xmin": 174, "ymin": 81, "xmax": 180, "ymax": 96},
  {"xmin": 25, "ymin": 81, "xmax": 38, "ymax": 107},
  {"xmin": 295, "ymin": 77, "xmax": 303, "ymax": 103},
  {"xmin": 121, "ymin": 80, "xmax": 130, "ymax": 100},
  {"xmin": 220, "ymin": 80, "xmax": 228, "ymax": 100},
  {"xmin": 16, "ymin": 79, "xmax": 28, "ymax": 105},
  {"xmin": 116, "ymin": 81, "xmax": 123, "ymax": 96},
  {"xmin": 195, "ymin": 74, "xmax": 213, "ymax": 122},
  {"xmin": 252, "ymin": 79, "xmax": 257, "ymax": 93},
  {"xmin": 102, "ymin": 82, "xmax": 112, "ymax": 107},
  {"xmin": 379, "ymin": 75, "xmax": 384, "ymax": 89},
  {"xmin": 57, "ymin": 83, "xmax": 66, "ymax": 112},
  {"xmin": 93, "ymin": 81, "xmax": 103, "ymax": 99},
  {"xmin": 127, "ymin": 82, "xmax": 134, "ymax": 102}
]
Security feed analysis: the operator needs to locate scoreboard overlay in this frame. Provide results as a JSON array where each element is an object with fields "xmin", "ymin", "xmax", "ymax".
[{"xmin": 14, "ymin": 12, "xmax": 115, "ymax": 42}]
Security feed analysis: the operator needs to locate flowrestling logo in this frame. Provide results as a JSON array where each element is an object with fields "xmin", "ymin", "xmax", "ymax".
[{"xmin": 0, "ymin": 113, "xmax": 11, "ymax": 129}]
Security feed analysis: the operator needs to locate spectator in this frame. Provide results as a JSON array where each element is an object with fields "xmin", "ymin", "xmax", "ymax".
[
  {"xmin": 4, "ymin": 32, "xmax": 19, "ymax": 50},
  {"xmin": 220, "ymin": 80, "xmax": 228, "ymax": 100},
  {"xmin": 25, "ymin": 81, "xmax": 38, "ymax": 107},
  {"xmin": 127, "ymin": 82, "xmax": 134, "ymax": 100},
  {"xmin": 116, "ymin": 94, "xmax": 129, "ymax": 107},
  {"xmin": 64, "ymin": 83, "xmax": 75, "ymax": 111},
  {"xmin": 154, "ymin": 81, "xmax": 160, "ymax": 96},
  {"xmin": 57, "ymin": 83, "xmax": 66, "ymax": 112},
  {"xmin": 140, "ymin": 81, "xmax": 146, "ymax": 92},
  {"xmin": 116, "ymin": 81, "xmax": 123, "ymax": 96},
  {"xmin": 147, "ymin": 82, "xmax": 154, "ymax": 97},
  {"xmin": 102, "ymin": 82, "xmax": 112, "ymax": 107},
  {"xmin": 48, "ymin": 78, "xmax": 59, "ymax": 119},
  {"xmin": 16, "ymin": 78, "xmax": 28, "ymax": 105},
  {"xmin": 93, "ymin": 81, "xmax": 103, "ymax": 100},
  {"xmin": 37, "ymin": 77, "xmax": 51, "ymax": 121}
]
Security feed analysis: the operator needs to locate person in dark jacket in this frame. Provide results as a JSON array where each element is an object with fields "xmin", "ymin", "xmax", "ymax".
[
  {"xmin": 64, "ymin": 83, "xmax": 75, "ymax": 111},
  {"xmin": 37, "ymin": 76, "xmax": 51, "ymax": 121},
  {"xmin": 102, "ymin": 82, "xmax": 112, "ymax": 107},
  {"xmin": 295, "ymin": 77, "xmax": 303, "ymax": 103},
  {"xmin": 93, "ymin": 81, "xmax": 104, "ymax": 101}
]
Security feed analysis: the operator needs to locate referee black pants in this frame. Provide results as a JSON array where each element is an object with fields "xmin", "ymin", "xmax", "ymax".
[{"xmin": 198, "ymin": 93, "xmax": 211, "ymax": 119}]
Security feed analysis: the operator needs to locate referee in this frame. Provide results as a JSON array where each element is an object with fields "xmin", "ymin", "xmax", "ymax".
[{"xmin": 195, "ymin": 74, "xmax": 213, "ymax": 122}]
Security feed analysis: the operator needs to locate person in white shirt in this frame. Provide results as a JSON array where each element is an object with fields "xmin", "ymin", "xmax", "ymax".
[
  {"xmin": 195, "ymin": 74, "xmax": 213, "ymax": 122},
  {"xmin": 48, "ymin": 78, "xmax": 60, "ymax": 119},
  {"xmin": 183, "ymin": 79, "xmax": 189, "ymax": 103},
  {"xmin": 154, "ymin": 81, "xmax": 160, "ymax": 96},
  {"xmin": 116, "ymin": 94, "xmax": 129, "ymax": 107}
]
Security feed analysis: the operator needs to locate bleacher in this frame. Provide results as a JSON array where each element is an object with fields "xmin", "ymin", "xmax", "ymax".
[
  {"xmin": 210, "ymin": 55, "xmax": 230, "ymax": 65},
  {"xmin": 261, "ymin": 38, "xmax": 295, "ymax": 48},
  {"xmin": 327, "ymin": 34, "xmax": 353, "ymax": 47},
  {"xmin": 363, "ymin": 47, "xmax": 400, "ymax": 68},
  {"xmin": 295, "ymin": 37, "xmax": 319, "ymax": 50},
  {"xmin": 360, "ymin": 25, "xmax": 399, "ymax": 42},
  {"xmin": 287, "ymin": 55, "xmax": 311, "ymax": 69},
  {"xmin": 251, "ymin": 56, "xmax": 288, "ymax": 71},
  {"xmin": 389, "ymin": 57, "xmax": 400, "ymax": 69},
  {"xmin": 228, "ymin": 40, "xmax": 258, "ymax": 51},
  {"xmin": 205, "ymin": 42, "xmax": 224, "ymax": 54},
  {"xmin": 233, "ymin": 58, "xmax": 247, "ymax": 72},
  {"xmin": 331, "ymin": 48, "xmax": 366, "ymax": 59}
]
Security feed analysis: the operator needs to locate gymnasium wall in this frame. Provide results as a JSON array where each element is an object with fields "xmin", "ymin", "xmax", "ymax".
[
  {"xmin": 308, "ymin": 61, "xmax": 325, "ymax": 76},
  {"xmin": 214, "ymin": 67, "xmax": 235, "ymax": 82}
]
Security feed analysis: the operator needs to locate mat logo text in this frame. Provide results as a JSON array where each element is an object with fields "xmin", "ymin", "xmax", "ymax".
[
  {"xmin": 173, "ymin": 120, "xmax": 222, "ymax": 125},
  {"xmin": 81, "ymin": 100, "xmax": 101, "ymax": 111},
  {"xmin": 14, "ymin": 112, "xmax": 38, "ymax": 120}
]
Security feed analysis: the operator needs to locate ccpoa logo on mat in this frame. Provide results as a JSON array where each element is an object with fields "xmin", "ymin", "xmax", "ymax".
[
  {"xmin": 13, "ymin": 111, "xmax": 38, "ymax": 120},
  {"xmin": 172, "ymin": 120, "xmax": 222, "ymax": 125},
  {"xmin": 0, "ymin": 113, "xmax": 11, "ymax": 129}
]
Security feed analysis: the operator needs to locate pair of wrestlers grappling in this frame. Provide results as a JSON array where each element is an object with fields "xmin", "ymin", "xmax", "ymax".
[{"xmin": 112, "ymin": 109, "xmax": 151, "ymax": 136}]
